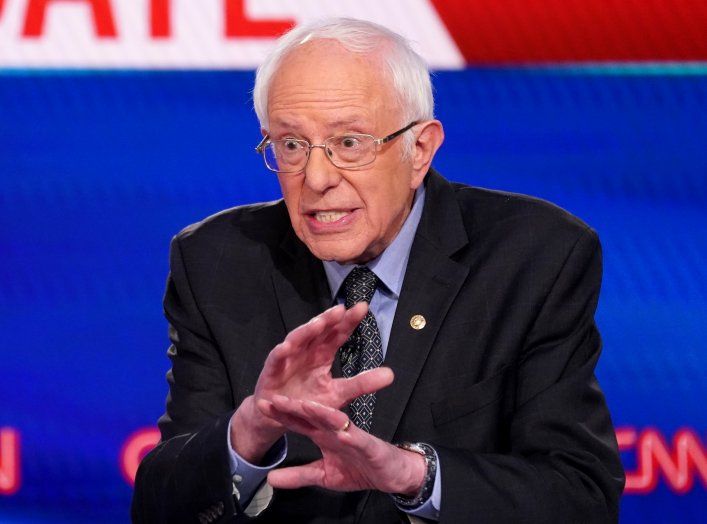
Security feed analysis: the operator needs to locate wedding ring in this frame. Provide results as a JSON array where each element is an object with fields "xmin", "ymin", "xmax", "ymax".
[{"xmin": 339, "ymin": 418, "xmax": 351, "ymax": 432}]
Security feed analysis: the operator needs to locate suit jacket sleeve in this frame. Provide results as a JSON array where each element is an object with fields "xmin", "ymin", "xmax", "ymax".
[
  {"xmin": 436, "ymin": 227, "xmax": 623, "ymax": 523},
  {"xmin": 132, "ymin": 233, "xmax": 241, "ymax": 524},
  {"xmin": 132, "ymin": 201, "xmax": 357, "ymax": 524}
]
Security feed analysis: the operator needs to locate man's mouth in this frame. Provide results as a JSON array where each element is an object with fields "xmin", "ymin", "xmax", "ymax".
[{"xmin": 312, "ymin": 210, "xmax": 350, "ymax": 223}]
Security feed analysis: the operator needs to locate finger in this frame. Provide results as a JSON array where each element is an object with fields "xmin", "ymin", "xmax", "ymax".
[
  {"xmin": 275, "ymin": 304, "xmax": 347, "ymax": 359},
  {"xmin": 270, "ymin": 395, "xmax": 350, "ymax": 436},
  {"xmin": 299, "ymin": 302, "xmax": 368, "ymax": 360},
  {"xmin": 298, "ymin": 398, "xmax": 351, "ymax": 433},
  {"xmin": 330, "ymin": 302, "xmax": 368, "ymax": 341},
  {"xmin": 279, "ymin": 303, "xmax": 369, "ymax": 373},
  {"xmin": 269, "ymin": 409, "xmax": 320, "ymax": 436},
  {"xmin": 263, "ymin": 396, "xmax": 347, "ymax": 439},
  {"xmin": 261, "ymin": 305, "xmax": 347, "ymax": 375},
  {"xmin": 336, "ymin": 367, "xmax": 395, "ymax": 405},
  {"xmin": 268, "ymin": 461, "xmax": 325, "ymax": 490},
  {"xmin": 258, "ymin": 303, "xmax": 369, "ymax": 387},
  {"xmin": 259, "ymin": 398, "xmax": 320, "ymax": 435}
]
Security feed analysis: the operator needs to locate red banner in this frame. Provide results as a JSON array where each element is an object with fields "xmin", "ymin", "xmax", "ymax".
[{"xmin": 432, "ymin": 0, "xmax": 707, "ymax": 63}]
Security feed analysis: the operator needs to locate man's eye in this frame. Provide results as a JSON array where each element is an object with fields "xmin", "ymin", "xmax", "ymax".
[
  {"xmin": 340, "ymin": 136, "xmax": 360, "ymax": 148},
  {"xmin": 283, "ymin": 140, "xmax": 302, "ymax": 151}
]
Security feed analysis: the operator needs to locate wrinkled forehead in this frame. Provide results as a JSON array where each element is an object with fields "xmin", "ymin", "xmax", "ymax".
[
  {"xmin": 280, "ymin": 36, "xmax": 390, "ymax": 72},
  {"xmin": 267, "ymin": 39, "xmax": 401, "ymax": 122}
]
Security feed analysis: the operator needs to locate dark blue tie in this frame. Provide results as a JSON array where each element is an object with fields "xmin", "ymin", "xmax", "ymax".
[{"xmin": 340, "ymin": 266, "xmax": 383, "ymax": 432}]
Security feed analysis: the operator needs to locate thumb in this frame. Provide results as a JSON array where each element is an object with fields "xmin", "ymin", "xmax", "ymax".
[
  {"xmin": 339, "ymin": 367, "xmax": 394, "ymax": 405},
  {"xmin": 267, "ymin": 461, "xmax": 324, "ymax": 490}
]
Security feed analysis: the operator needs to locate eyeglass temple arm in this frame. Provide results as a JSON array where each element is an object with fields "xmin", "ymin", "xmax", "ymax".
[
  {"xmin": 255, "ymin": 135, "xmax": 270, "ymax": 153},
  {"xmin": 375, "ymin": 121, "xmax": 418, "ymax": 145}
]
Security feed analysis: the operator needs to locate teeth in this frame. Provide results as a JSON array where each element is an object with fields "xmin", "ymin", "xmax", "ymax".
[{"xmin": 314, "ymin": 211, "xmax": 348, "ymax": 223}]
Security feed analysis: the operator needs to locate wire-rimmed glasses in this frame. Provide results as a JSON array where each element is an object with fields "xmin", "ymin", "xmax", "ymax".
[{"xmin": 255, "ymin": 121, "xmax": 418, "ymax": 174}]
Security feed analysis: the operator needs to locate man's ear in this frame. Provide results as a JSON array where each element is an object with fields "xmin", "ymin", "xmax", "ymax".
[{"xmin": 410, "ymin": 120, "xmax": 444, "ymax": 189}]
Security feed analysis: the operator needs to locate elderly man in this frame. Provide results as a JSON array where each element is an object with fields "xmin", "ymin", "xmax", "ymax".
[{"xmin": 132, "ymin": 17, "xmax": 624, "ymax": 524}]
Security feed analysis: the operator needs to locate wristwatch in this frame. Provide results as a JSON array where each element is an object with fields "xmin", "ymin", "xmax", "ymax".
[{"xmin": 390, "ymin": 442, "xmax": 438, "ymax": 508}]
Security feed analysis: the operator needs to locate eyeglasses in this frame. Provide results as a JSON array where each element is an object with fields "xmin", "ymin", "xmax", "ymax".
[{"xmin": 255, "ymin": 121, "xmax": 418, "ymax": 174}]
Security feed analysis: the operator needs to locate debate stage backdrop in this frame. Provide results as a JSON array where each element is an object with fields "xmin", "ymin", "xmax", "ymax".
[{"xmin": 1, "ymin": 1, "xmax": 707, "ymax": 522}]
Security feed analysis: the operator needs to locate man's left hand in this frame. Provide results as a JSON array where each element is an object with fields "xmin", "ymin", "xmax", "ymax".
[{"xmin": 260, "ymin": 394, "xmax": 426, "ymax": 497}]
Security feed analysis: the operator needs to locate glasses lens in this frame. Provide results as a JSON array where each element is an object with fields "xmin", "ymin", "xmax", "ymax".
[
  {"xmin": 265, "ymin": 139, "xmax": 307, "ymax": 173},
  {"xmin": 327, "ymin": 134, "xmax": 375, "ymax": 167}
]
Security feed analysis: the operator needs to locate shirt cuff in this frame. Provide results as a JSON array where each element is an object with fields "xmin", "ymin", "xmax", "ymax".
[
  {"xmin": 394, "ymin": 447, "xmax": 441, "ymax": 521},
  {"xmin": 226, "ymin": 419, "xmax": 287, "ymax": 507}
]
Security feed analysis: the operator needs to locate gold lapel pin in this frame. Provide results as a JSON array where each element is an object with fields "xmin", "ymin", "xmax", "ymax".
[{"xmin": 410, "ymin": 314, "xmax": 426, "ymax": 330}]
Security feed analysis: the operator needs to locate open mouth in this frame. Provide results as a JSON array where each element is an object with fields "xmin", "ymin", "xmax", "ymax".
[{"xmin": 311, "ymin": 210, "xmax": 351, "ymax": 223}]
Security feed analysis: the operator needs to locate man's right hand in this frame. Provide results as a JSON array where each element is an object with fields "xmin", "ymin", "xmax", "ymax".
[{"xmin": 230, "ymin": 303, "xmax": 394, "ymax": 463}]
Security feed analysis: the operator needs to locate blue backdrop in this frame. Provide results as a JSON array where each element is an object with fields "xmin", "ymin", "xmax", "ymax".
[{"xmin": 1, "ymin": 69, "xmax": 706, "ymax": 522}]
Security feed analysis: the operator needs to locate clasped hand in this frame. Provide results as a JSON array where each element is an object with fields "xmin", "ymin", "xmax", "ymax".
[{"xmin": 230, "ymin": 303, "xmax": 426, "ymax": 496}]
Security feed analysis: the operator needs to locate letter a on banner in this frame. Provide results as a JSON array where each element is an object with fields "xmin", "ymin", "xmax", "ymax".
[
  {"xmin": 224, "ymin": 0, "xmax": 293, "ymax": 38},
  {"xmin": 23, "ymin": 0, "xmax": 117, "ymax": 37},
  {"xmin": 150, "ymin": 0, "xmax": 170, "ymax": 38}
]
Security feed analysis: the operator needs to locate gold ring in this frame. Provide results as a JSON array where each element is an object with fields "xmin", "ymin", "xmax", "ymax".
[{"xmin": 339, "ymin": 419, "xmax": 351, "ymax": 432}]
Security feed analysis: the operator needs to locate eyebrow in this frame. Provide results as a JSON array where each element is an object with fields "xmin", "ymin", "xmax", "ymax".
[
  {"xmin": 268, "ymin": 118, "xmax": 301, "ymax": 132},
  {"xmin": 328, "ymin": 117, "xmax": 365, "ymax": 129}
]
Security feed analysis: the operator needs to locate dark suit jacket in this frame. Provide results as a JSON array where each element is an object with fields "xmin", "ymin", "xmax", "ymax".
[{"xmin": 132, "ymin": 170, "xmax": 624, "ymax": 523}]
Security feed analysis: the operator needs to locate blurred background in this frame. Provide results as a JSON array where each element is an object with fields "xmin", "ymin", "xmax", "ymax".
[{"xmin": 1, "ymin": 1, "xmax": 706, "ymax": 522}]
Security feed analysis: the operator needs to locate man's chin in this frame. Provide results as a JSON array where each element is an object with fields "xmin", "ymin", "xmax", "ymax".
[{"xmin": 305, "ymin": 242, "xmax": 374, "ymax": 265}]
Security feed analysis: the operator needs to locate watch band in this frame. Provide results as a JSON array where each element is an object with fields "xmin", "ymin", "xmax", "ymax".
[{"xmin": 390, "ymin": 442, "xmax": 437, "ymax": 508}]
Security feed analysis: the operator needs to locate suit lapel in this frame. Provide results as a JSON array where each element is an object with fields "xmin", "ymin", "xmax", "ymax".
[
  {"xmin": 271, "ymin": 227, "xmax": 331, "ymax": 330},
  {"xmin": 270, "ymin": 227, "xmax": 344, "ymax": 378},
  {"xmin": 371, "ymin": 171, "xmax": 471, "ymax": 441}
]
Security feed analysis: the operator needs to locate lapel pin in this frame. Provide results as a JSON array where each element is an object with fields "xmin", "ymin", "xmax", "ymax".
[{"xmin": 410, "ymin": 314, "xmax": 426, "ymax": 330}]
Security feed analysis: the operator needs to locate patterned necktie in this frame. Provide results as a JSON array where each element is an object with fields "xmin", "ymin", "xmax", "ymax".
[{"xmin": 340, "ymin": 266, "xmax": 384, "ymax": 432}]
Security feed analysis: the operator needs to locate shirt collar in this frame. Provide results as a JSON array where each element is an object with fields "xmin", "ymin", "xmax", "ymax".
[{"xmin": 323, "ymin": 183, "xmax": 426, "ymax": 301}]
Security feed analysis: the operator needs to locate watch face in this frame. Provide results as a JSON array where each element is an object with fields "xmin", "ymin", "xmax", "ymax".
[
  {"xmin": 396, "ymin": 441, "xmax": 425, "ymax": 455},
  {"xmin": 392, "ymin": 442, "xmax": 437, "ymax": 507}
]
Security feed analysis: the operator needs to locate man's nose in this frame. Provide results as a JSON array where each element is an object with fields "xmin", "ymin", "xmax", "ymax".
[{"xmin": 303, "ymin": 145, "xmax": 342, "ymax": 192}]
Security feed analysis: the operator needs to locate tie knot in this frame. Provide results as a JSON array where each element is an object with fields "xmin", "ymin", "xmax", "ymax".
[{"xmin": 343, "ymin": 266, "xmax": 378, "ymax": 307}]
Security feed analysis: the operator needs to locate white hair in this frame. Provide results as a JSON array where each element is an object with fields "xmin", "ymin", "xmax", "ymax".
[{"xmin": 252, "ymin": 18, "xmax": 435, "ymax": 154}]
